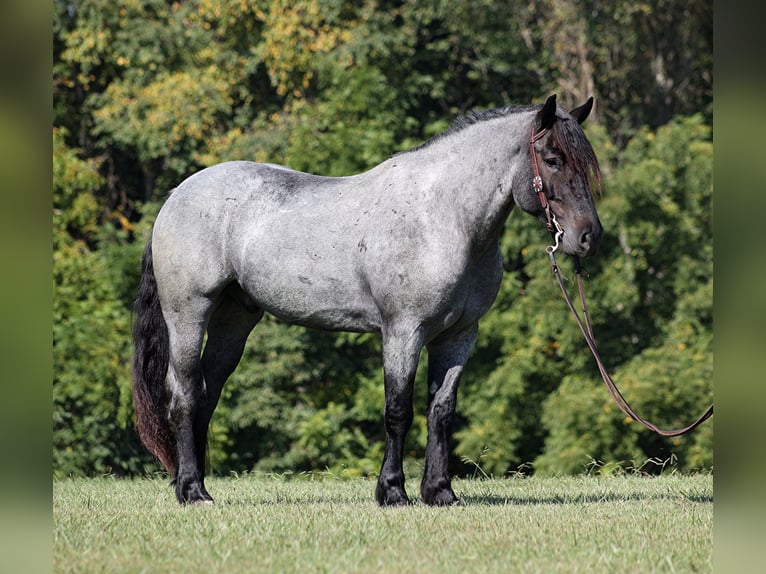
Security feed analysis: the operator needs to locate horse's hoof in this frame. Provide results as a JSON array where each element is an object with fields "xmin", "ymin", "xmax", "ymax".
[
  {"xmin": 183, "ymin": 490, "xmax": 214, "ymax": 505},
  {"xmin": 174, "ymin": 477, "xmax": 214, "ymax": 505},
  {"xmin": 376, "ymin": 485, "xmax": 410, "ymax": 507},
  {"xmin": 423, "ymin": 488, "xmax": 460, "ymax": 506},
  {"xmin": 381, "ymin": 497, "xmax": 410, "ymax": 508}
]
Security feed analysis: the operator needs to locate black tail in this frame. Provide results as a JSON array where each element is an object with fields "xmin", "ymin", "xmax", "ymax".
[{"xmin": 132, "ymin": 240, "xmax": 177, "ymax": 474}]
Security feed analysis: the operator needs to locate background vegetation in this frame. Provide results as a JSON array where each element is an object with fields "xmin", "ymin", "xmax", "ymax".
[{"xmin": 52, "ymin": 0, "xmax": 712, "ymax": 479}]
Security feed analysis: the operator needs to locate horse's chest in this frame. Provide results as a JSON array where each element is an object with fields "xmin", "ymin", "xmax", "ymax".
[
  {"xmin": 408, "ymin": 246, "xmax": 504, "ymax": 334},
  {"xmin": 456, "ymin": 251, "xmax": 505, "ymax": 320}
]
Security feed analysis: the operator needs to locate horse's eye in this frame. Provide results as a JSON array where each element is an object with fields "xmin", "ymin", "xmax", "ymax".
[{"xmin": 544, "ymin": 157, "xmax": 561, "ymax": 169}]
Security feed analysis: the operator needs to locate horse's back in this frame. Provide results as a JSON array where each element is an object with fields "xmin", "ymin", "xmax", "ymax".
[
  {"xmin": 150, "ymin": 161, "xmax": 385, "ymax": 330},
  {"xmin": 153, "ymin": 160, "xmax": 337, "ymax": 254}
]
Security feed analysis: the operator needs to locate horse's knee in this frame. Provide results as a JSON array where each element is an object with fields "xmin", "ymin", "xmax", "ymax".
[{"xmin": 384, "ymin": 399, "xmax": 413, "ymax": 434}]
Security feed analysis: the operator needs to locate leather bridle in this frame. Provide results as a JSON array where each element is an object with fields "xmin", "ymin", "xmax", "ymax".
[
  {"xmin": 530, "ymin": 126, "xmax": 714, "ymax": 437},
  {"xmin": 530, "ymin": 126, "xmax": 556, "ymax": 233}
]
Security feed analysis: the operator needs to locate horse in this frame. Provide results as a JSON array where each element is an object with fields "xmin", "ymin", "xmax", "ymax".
[{"xmin": 132, "ymin": 94, "xmax": 603, "ymax": 506}]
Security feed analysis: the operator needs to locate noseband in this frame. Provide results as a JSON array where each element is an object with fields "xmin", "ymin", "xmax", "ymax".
[{"xmin": 530, "ymin": 124, "xmax": 713, "ymax": 437}]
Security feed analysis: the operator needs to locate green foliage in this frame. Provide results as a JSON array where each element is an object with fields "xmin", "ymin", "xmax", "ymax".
[
  {"xmin": 92, "ymin": 66, "xmax": 234, "ymax": 178},
  {"xmin": 53, "ymin": 130, "xmax": 148, "ymax": 476},
  {"xmin": 52, "ymin": 127, "xmax": 103, "ymax": 248},
  {"xmin": 535, "ymin": 116, "xmax": 713, "ymax": 475},
  {"xmin": 52, "ymin": 0, "xmax": 712, "ymax": 478}
]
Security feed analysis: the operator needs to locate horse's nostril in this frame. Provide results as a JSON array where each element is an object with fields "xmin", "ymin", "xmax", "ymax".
[{"xmin": 578, "ymin": 223, "xmax": 603, "ymax": 255}]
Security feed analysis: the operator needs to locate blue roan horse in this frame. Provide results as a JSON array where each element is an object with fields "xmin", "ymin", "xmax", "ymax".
[{"xmin": 133, "ymin": 94, "xmax": 603, "ymax": 506}]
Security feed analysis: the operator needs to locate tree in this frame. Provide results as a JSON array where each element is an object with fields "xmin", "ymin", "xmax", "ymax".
[
  {"xmin": 534, "ymin": 116, "xmax": 713, "ymax": 474},
  {"xmin": 53, "ymin": 128, "xmax": 149, "ymax": 476},
  {"xmin": 52, "ymin": 0, "xmax": 712, "ymax": 477}
]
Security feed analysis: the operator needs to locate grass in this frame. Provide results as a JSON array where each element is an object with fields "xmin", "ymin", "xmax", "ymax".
[{"xmin": 53, "ymin": 472, "xmax": 712, "ymax": 573}]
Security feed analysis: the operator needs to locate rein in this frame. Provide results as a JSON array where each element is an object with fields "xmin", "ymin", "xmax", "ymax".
[{"xmin": 530, "ymin": 127, "xmax": 714, "ymax": 437}]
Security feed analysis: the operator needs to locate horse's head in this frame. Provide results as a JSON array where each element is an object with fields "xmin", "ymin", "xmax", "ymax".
[{"xmin": 515, "ymin": 94, "xmax": 603, "ymax": 257}]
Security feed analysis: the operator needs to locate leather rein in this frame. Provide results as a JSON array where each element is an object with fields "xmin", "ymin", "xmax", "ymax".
[{"xmin": 530, "ymin": 127, "xmax": 713, "ymax": 437}]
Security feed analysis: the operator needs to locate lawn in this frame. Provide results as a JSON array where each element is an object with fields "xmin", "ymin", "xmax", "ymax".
[{"xmin": 53, "ymin": 472, "xmax": 712, "ymax": 573}]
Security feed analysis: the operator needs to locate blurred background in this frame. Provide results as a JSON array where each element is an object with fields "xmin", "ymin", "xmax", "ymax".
[{"xmin": 51, "ymin": 0, "xmax": 713, "ymax": 481}]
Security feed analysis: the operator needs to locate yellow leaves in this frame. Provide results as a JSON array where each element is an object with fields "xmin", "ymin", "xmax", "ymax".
[
  {"xmin": 112, "ymin": 211, "xmax": 134, "ymax": 233},
  {"xmin": 258, "ymin": 0, "xmax": 358, "ymax": 97},
  {"xmin": 93, "ymin": 66, "xmax": 233, "ymax": 164},
  {"xmin": 59, "ymin": 26, "xmax": 112, "ymax": 89},
  {"xmin": 193, "ymin": 127, "xmax": 243, "ymax": 167},
  {"xmin": 197, "ymin": 0, "xmax": 223, "ymax": 20},
  {"xmin": 194, "ymin": 0, "xmax": 259, "ymax": 35},
  {"xmin": 194, "ymin": 46, "xmax": 219, "ymax": 66}
]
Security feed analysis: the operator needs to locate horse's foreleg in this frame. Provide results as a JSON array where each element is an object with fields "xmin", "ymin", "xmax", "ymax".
[
  {"xmin": 421, "ymin": 324, "xmax": 478, "ymax": 506},
  {"xmin": 198, "ymin": 294, "xmax": 263, "ymax": 478},
  {"xmin": 375, "ymin": 325, "xmax": 424, "ymax": 507}
]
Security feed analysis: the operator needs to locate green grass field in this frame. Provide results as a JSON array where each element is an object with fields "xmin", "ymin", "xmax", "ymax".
[{"xmin": 53, "ymin": 473, "xmax": 712, "ymax": 573}]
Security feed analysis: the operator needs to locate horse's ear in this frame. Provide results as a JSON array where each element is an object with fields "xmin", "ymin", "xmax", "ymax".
[
  {"xmin": 570, "ymin": 97, "xmax": 594, "ymax": 124},
  {"xmin": 537, "ymin": 94, "xmax": 557, "ymax": 132}
]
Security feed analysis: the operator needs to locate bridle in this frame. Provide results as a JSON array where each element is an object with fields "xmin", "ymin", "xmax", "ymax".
[
  {"xmin": 529, "ymin": 127, "xmax": 557, "ymax": 233},
  {"xmin": 529, "ymin": 126, "xmax": 713, "ymax": 437}
]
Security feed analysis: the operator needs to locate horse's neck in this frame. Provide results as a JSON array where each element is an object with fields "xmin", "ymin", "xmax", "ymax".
[{"xmin": 403, "ymin": 116, "xmax": 530, "ymax": 252}]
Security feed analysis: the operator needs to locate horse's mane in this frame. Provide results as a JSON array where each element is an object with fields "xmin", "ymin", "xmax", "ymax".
[
  {"xmin": 400, "ymin": 105, "xmax": 536, "ymax": 154},
  {"xmin": 398, "ymin": 103, "xmax": 601, "ymax": 193},
  {"xmin": 546, "ymin": 108, "xmax": 602, "ymax": 195}
]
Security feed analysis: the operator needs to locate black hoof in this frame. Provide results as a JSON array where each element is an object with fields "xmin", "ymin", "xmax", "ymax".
[
  {"xmin": 424, "ymin": 491, "xmax": 460, "ymax": 506},
  {"xmin": 174, "ymin": 476, "xmax": 214, "ymax": 505},
  {"xmin": 376, "ymin": 484, "xmax": 410, "ymax": 507},
  {"xmin": 422, "ymin": 482, "xmax": 459, "ymax": 506}
]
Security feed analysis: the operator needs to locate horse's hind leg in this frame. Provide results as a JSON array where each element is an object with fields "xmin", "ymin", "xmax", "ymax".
[
  {"xmin": 167, "ymin": 288, "xmax": 262, "ymax": 505},
  {"xmin": 164, "ymin": 304, "xmax": 211, "ymax": 504},
  {"xmin": 421, "ymin": 324, "xmax": 478, "ymax": 506},
  {"xmin": 195, "ymin": 287, "xmax": 263, "ymax": 483}
]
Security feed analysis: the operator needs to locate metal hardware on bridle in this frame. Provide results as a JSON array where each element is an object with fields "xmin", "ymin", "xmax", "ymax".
[
  {"xmin": 545, "ymin": 213, "xmax": 564, "ymax": 255},
  {"xmin": 530, "ymin": 125, "xmax": 713, "ymax": 437}
]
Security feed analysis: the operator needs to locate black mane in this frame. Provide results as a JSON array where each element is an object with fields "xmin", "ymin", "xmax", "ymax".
[{"xmin": 401, "ymin": 104, "xmax": 539, "ymax": 155}]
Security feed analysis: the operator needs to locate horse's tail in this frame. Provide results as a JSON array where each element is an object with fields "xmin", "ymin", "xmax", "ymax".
[{"xmin": 132, "ymin": 239, "xmax": 177, "ymax": 475}]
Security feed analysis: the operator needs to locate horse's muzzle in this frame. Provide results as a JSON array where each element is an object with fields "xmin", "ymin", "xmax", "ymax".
[{"xmin": 565, "ymin": 221, "xmax": 602, "ymax": 257}]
